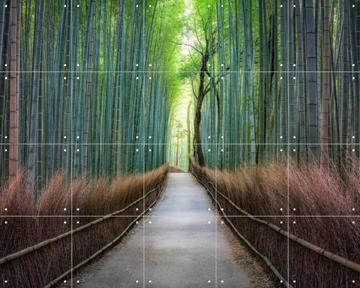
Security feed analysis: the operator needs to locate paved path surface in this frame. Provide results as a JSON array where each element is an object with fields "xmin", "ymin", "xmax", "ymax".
[{"xmin": 74, "ymin": 173, "xmax": 273, "ymax": 288}]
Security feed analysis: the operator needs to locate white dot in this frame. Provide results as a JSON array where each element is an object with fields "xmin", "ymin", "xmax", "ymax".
[
  {"xmin": 293, "ymin": 63, "xmax": 296, "ymax": 66},
  {"xmin": 4, "ymin": 135, "xmax": 7, "ymax": 139},
  {"xmin": 208, "ymin": 221, "xmax": 211, "ymax": 224},
  {"xmin": 4, "ymin": 208, "xmax": 7, "ymax": 211},
  {"xmin": 64, "ymin": 136, "xmax": 67, "ymax": 139},
  {"xmin": 76, "ymin": 149, "xmax": 80, "ymax": 152},
  {"xmin": 221, "ymin": 63, "xmax": 224, "ymax": 67},
  {"xmin": 221, "ymin": 149, "xmax": 224, "ymax": 152},
  {"xmin": 352, "ymin": 280, "xmax": 356, "ymax": 283},
  {"xmin": 221, "ymin": 76, "xmax": 224, "ymax": 80},
  {"xmin": 293, "ymin": 208, "xmax": 296, "ymax": 211},
  {"xmin": 4, "ymin": 64, "xmax": 7, "ymax": 67},
  {"xmin": 221, "ymin": 221, "xmax": 224, "ymax": 224},
  {"xmin": 149, "ymin": 77, "xmax": 152, "ymax": 80},
  {"xmin": 149, "ymin": 5, "xmax": 152, "ymax": 7},
  {"xmin": 64, "ymin": 4, "xmax": 66, "ymax": 7},
  {"xmin": 77, "ymin": 280, "xmax": 80, "ymax": 283},
  {"xmin": 64, "ymin": 77, "xmax": 67, "ymax": 80},
  {"xmin": 77, "ymin": 63, "xmax": 80, "ymax": 67},
  {"xmin": 136, "ymin": 280, "xmax": 139, "ymax": 283},
  {"xmin": 64, "ymin": 221, "xmax": 67, "ymax": 224},
  {"xmin": 76, "ymin": 208, "xmax": 80, "ymax": 211},
  {"xmin": 76, "ymin": 135, "xmax": 80, "ymax": 139},
  {"xmin": 148, "ymin": 221, "xmax": 152, "ymax": 224},
  {"xmin": 63, "ymin": 208, "xmax": 67, "ymax": 211},
  {"xmin": 220, "ymin": 208, "xmax": 224, "ymax": 211},
  {"xmin": 221, "ymin": 136, "xmax": 224, "ymax": 139},
  {"xmin": 220, "ymin": 280, "xmax": 224, "ymax": 283},
  {"xmin": 136, "ymin": 208, "xmax": 139, "ymax": 211},
  {"xmin": 136, "ymin": 4, "xmax": 139, "ymax": 7},
  {"xmin": 149, "ymin": 208, "xmax": 152, "ymax": 211},
  {"xmin": 280, "ymin": 149, "xmax": 283, "ymax": 152},
  {"xmin": 76, "ymin": 221, "xmax": 80, "ymax": 224},
  {"xmin": 280, "ymin": 76, "xmax": 283, "ymax": 80},
  {"xmin": 353, "ymin": 64, "xmax": 356, "ymax": 67},
  {"xmin": 293, "ymin": 149, "xmax": 296, "ymax": 152},
  {"xmin": 293, "ymin": 77, "xmax": 296, "ymax": 80},
  {"xmin": 136, "ymin": 221, "xmax": 139, "ymax": 224},
  {"xmin": 64, "ymin": 64, "xmax": 67, "ymax": 67},
  {"xmin": 208, "ymin": 136, "xmax": 211, "ymax": 139},
  {"xmin": 148, "ymin": 280, "xmax": 152, "ymax": 283},
  {"xmin": 136, "ymin": 136, "xmax": 139, "ymax": 139},
  {"xmin": 208, "ymin": 208, "xmax": 211, "ymax": 211},
  {"xmin": 352, "ymin": 149, "xmax": 355, "ymax": 152},
  {"xmin": 293, "ymin": 136, "xmax": 296, "ymax": 139},
  {"xmin": 280, "ymin": 280, "xmax": 283, "ymax": 283},
  {"xmin": 293, "ymin": 221, "xmax": 296, "ymax": 224},
  {"xmin": 208, "ymin": 280, "xmax": 212, "ymax": 283},
  {"xmin": 352, "ymin": 221, "xmax": 355, "ymax": 224},
  {"xmin": 352, "ymin": 4, "xmax": 355, "ymax": 8},
  {"xmin": 5, "ymin": 77, "xmax": 7, "ymax": 80},
  {"xmin": 280, "ymin": 208, "xmax": 283, "ymax": 211},
  {"xmin": 4, "ymin": 149, "xmax": 7, "ymax": 152},
  {"xmin": 4, "ymin": 280, "xmax": 8, "ymax": 283},
  {"xmin": 136, "ymin": 149, "xmax": 139, "ymax": 152},
  {"xmin": 280, "ymin": 221, "xmax": 283, "ymax": 224},
  {"xmin": 64, "ymin": 280, "xmax": 67, "ymax": 283},
  {"xmin": 149, "ymin": 149, "xmax": 152, "ymax": 152},
  {"xmin": 280, "ymin": 4, "xmax": 283, "ymax": 8},
  {"xmin": 280, "ymin": 63, "xmax": 283, "ymax": 66},
  {"xmin": 352, "ymin": 208, "xmax": 356, "ymax": 211},
  {"xmin": 4, "ymin": 221, "xmax": 7, "ymax": 224},
  {"xmin": 280, "ymin": 136, "xmax": 283, "ymax": 139},
  {"xmin": 293, "ymin": 280, "xmax": 296, "ymax": 283},
  {"xmin": 353, "ymin": 77, "xmax": 356, "ymax": 80},
  {"xmin": 77, "ymin": 77, "xmax": 80, "ymax": 80},
  {"xmin": 293, "ymin": 4, "xmax": 296, "ymax": 7},
  {"xmin": 352, "ymin": 136, "xmax": 355, "ymax": 139},
  {"xmin": 77, "ymin": 4, "xmax": 80, "ymax": 8},
  {"xmin": 136, "ymin": 64, "xmax": 139, "ymax": 67},
  {"xmin": 63, "ymin": 149, "xmax": 67, "ymax": 152},
  {"xmin": 221, "ymin": 4, "xmax": 224, "ymax": 7},
  {"xmin": 149, "ymin": 64, "xmax": 152, "ymax": 67},
  {"xmin": 149, "ymin": 136, "xmax": 152, "ymax": 139},
  {"xmin": 208, "ymin": 5, "xmax": 211, "ymax": 7}
]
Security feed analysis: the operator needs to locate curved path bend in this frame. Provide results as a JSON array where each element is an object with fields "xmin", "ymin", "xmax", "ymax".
[{"xmin": 73, "ymin": 173, "xmax": 273, "ymax": 288}]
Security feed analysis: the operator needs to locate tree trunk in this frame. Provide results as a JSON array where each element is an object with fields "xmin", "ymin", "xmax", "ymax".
[{"xmin": 193, "ymin": 45, "xmax": 210, "ymax": 166}]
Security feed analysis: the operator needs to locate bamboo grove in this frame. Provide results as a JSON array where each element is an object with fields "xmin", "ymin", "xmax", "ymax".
[
  {"xmin": 0, "ymin": 0, "xmax": 182, "ymax": 189},
  {"xmin": 187, "ymin": 0, "xmax": 360, "ymax": 170}
]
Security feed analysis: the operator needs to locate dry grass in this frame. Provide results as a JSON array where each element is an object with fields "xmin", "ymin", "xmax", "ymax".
[
  {"xmin": 191, "ymin": 159, "xmax": 360, "ymax": 288},
  {"xmin": 0, "ymin": 164, "xmax": 168, "ymax": 287}
]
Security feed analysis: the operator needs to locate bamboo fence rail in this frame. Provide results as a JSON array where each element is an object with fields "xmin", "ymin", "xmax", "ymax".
[
  {"xmin": 0, "ymin": 182, "xmax": 166, "ymax": 287},
  {"xmin": 191, "ymin": 165, "xmax": 360, "ymax": 284}
]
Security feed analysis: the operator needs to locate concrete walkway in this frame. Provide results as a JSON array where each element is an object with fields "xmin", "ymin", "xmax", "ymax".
[{"xmin": 74, "ymin": 173, "xmax": 272, "ymax": 288}]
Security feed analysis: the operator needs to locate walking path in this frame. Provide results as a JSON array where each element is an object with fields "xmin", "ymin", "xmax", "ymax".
[{"xmin": 74, "ymin": 173, "xmax": 273, "ymax": 288}]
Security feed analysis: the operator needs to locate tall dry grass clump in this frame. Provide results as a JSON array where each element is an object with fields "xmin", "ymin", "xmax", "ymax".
[
  {"xmin": 191, "ymin": 159, "xmax": 360, "ymax": 288},
  {"xmin": 0, "ymin": 164, "xmax": 168, "ymax": 287}
]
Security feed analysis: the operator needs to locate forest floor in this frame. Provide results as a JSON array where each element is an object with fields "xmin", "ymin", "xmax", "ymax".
[{"xmin": 66, "ymin": 173, "xmax": 273, "ymax": 288}]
